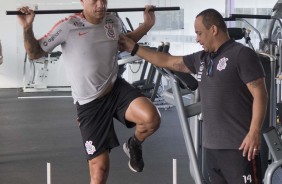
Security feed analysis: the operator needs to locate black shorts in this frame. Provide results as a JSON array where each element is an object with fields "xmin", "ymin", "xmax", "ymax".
[
  {"xmin": 205, "ymin": 148, "xmax": 262, "ymax": 184},
  {"xmin": 76, "ymin": 77, "xmax": 144, "ymax": 160}
]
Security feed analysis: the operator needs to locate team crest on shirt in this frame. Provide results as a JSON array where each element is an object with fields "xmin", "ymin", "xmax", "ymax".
[
  {"xmin": 85, "ymin": 141, "xmax": 96, "ymax": 155},
  {"xmin": 104, "ymin": 18, "xmax": 116, "ymax": 39},
  {"xmin": 217, "ymin": 57, "xmax": 228, "ymax": 71}
]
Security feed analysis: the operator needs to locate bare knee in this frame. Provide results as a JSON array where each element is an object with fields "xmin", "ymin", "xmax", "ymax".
[
  {"xmin": 126, "ymin": 97, "xmax": 161, "ymax": 138},
  {"xmin": 89, "ymin": 151, "xmax": 110, "ymax": 184},
  {"xmin": 139, "ymin": 108, "xmax": 161, "ymax": 133},
  {"xmin": 149, "ymin": 110, "xmax": 161, "ymax": 132}
]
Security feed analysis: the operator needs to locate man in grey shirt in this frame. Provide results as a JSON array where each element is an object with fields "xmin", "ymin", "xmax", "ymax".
[{"xmin": 17, "ymin": 1, "xmax": 161, "ymax": 184}]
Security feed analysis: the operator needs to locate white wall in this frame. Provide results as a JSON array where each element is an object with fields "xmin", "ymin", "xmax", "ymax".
[
  {"xmin": 0, "ymin": 0, "xmax": 279, "ymax": 88},
  {"xmin": 0, "ymin": 0, "xmax": 19, "ymax": 88}
]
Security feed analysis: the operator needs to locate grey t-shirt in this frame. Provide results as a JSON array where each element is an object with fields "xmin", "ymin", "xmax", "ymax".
[
  {"xmin": 39, "ymin": 13, "xmax": 122, "ymax": 105},
  {"xmin": 183, "ymin": 40, "xmax": 265, "ymax": 149}
]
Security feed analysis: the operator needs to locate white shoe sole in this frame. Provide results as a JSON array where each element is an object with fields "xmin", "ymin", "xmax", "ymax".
[{"xmin": 123, "ymin": 143, "xmax": 138, "ymax": 172}]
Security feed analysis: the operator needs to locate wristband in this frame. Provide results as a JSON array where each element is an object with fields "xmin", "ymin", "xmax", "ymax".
[{"xmin": 130, "ymin": 43, "xmax": 139, "ymax": 56}]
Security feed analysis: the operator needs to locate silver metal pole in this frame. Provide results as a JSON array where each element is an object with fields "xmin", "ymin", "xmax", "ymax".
[{"xmin": 169, "ymin": 76, "xmax": 203, "ymax": 184}]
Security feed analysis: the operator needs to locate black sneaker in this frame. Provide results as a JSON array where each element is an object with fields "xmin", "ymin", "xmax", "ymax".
[{"xmin": 123, "ymin": 138, "xmax": 144, "ymax": 172}]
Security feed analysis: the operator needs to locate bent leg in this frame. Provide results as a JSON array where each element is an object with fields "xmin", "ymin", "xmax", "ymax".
[
  {"xmin": 125, "ymin": 96, "xmax": 161, "ymax": 141},
  {"xmin": 89, "ymin": 150, "xmax": 110, "ymax": 184}
]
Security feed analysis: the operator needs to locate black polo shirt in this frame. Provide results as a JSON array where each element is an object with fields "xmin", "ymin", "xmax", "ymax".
[{"xmin": 183, "ymin": 39, "xmax": 265, "ymax": 149}]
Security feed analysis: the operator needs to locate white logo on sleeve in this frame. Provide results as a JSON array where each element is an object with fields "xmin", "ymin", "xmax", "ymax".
[
  {"xmin": 217, "ymin": 57, "xmax": 228, "ymax": 71},
  {"xmin": 85, "ymin": 141, "xmax": 96, "ymax": 155}
]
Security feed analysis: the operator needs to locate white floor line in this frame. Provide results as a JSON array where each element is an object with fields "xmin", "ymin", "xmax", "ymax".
[
  {"xmin": 47, "ymin": 162, "xmax": 51, "ymax": 184},
  {"xmin": 18, "ymin": 96, "xmax": 72, "ymax": 99},
  {"xmin": 173, "ymin": 158, "xmax": 177, "ymax": 184}
]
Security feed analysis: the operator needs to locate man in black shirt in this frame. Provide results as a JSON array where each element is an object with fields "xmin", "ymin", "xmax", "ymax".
[{"xmin": 119, "ymin": 8, "xmax": 268, "ymax": 184}]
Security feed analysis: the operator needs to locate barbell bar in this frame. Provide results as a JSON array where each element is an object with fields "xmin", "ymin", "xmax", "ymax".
[{"xmin": 6, "ymin": 7, "xmax": 180, "ymax": 15}]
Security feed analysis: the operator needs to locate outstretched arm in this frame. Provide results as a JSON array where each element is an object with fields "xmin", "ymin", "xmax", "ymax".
[
  {"xmin": 119, "ymin": 35, "xmax": 191, "ymax": 73},
  {"xmin": 17, "ymin": 7, "xmax": 47, "ymax": 60}
]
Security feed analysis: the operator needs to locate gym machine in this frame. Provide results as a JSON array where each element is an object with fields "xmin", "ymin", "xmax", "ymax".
[
  {"xmin": 225, "ymin": 2, "xmax": 282, "ymax": 183},
  {"xmin": 22, "ymin": 51, "xmax": 70, "ymax": 92},
  {"xmin": 263, "ymin": 126, "xmax": 282, "ymax": 184},
  {"xmin": 117, "ymin": 16, "xmax": 175, "ymax": 110},
  {"xmin": 118, "ymin": 44, "xmax": 175, "ymax": 110},
  {"xmin": 149, "ymin": 41, "xmax": 204, "ymax": 183}
]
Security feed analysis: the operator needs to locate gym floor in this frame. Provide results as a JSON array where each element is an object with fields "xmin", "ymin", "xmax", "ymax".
[{"xmin": 0, "ymin": 89, "xmax": 195, "ymax": 184}]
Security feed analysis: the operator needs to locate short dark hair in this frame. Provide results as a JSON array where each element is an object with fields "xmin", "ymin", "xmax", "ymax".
[{"xmin": 196, "ymin": 9, "xmax": 227, "ymax": 33}]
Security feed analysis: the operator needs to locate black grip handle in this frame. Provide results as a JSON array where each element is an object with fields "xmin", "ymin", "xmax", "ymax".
[{"xmin": 229, "ymin": 14, "xmax": 271, "ymax": 19}]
